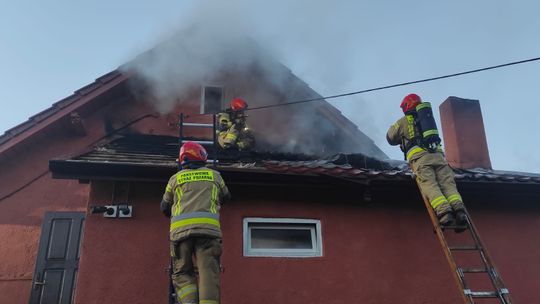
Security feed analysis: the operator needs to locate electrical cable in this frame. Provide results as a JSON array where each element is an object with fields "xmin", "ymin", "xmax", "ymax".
[
  {"xmin": 247, "ymin": 56, "xmax": 540, "ymax": 111},
  {"xmin": 0, "ymin": 170, "xmax": 49, "ymax": 202},
  {"xmin": 184, "ymin": 56, "xmax": 540, "ymax": 118},
  {"xmin": 0, "ymin": 115, "xmax": 160, "ymax": 203}
]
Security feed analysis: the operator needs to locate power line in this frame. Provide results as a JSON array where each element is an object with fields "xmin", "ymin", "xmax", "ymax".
[{"xmin": 246, "ymin": 56, "xmax": 540, "ymax": 111}]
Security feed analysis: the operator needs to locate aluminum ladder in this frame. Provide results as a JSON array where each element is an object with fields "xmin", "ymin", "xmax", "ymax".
[
  {"xmin": 178, "ymin": 113, "xmax": 218, "ymax": 167},
  {"xmin": 420, "ymin": 193, "xmax": 513, "ymax": 303}
]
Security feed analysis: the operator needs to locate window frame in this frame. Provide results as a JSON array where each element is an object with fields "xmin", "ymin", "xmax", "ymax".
[
  {"xmin": 243, "ymin": 218, "xmax": 323, "ymax": 258},
  {"xmin": 200, "ymin": 85, "xmax": 224, "ymax": 114}
]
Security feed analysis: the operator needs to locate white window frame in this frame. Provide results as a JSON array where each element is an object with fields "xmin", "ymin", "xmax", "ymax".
[
  {"xmin": 243, "ymin": 218, "xmax": 323, "ymax": 258},
  {"xmin": 200, "ymin": 85, "xmax": 224, "ymax": 114}
]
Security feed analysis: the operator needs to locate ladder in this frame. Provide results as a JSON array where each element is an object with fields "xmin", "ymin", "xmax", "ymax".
[
  {"xmin": 168, "ymin": 261, "xmax": 176, "ymax": 304},
  {"xmin": 178, "ymin": 113, "xmax": 218, "ymax": 167},
  {"xmin": 421, "ymin": 194, "xmax": 513, "ymax": 303}
]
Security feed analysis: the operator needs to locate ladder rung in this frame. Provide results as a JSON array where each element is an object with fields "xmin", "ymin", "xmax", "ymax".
[
  {"xmin": 464, "ymin": 288, "xmax": 509, "ymax": 297},
  {"xmin": 182, "ymin": 123, "xmax": 214, "ymax": 128},
  {"xmin": 449, "ymin": 245, "xmax": 480, "ymax": 251},
  {"xmin": 440, "ymin": 225, "xmax": 468, "ymax": 230},
  {"xmin": 464, "ymin": 289, "xmax": 498, "ymax": 297},
  {"xmin": 181, "ymin": 140, "xmax": 215, "ymax": 145},
  {"xmin": 466, "ymin": 290, "xmax": 498, "ymax": 298},
  {"xmin": 461, "ymin": 267, "xmax": 488, "ymax": 273}
]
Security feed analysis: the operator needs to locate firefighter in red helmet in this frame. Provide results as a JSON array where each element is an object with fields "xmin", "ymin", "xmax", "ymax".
[
  {"xmin": 161, "ymin": 141, "xmax": 230, "ymax": 304},
  {"xmin": 230, "ymin": 97, "xmax": 248, "ymax": 111},
  {"xmin": 387, "ymin": 94, "xmax": 467, "ymax": 230},
  {"xmin": 216, "ymin": 98, "xmax": 255, "ymax": 151}
]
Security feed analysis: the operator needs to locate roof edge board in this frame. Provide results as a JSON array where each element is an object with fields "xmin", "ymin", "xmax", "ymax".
[{"xmin": 0, "ymin": 71, "xmax": 128, "ymax": 155}]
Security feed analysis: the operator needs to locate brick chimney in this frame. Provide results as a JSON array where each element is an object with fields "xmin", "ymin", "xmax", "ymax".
[{"xmin": 439, "ymin": 97, "xmax": 492, "ymax": 169}]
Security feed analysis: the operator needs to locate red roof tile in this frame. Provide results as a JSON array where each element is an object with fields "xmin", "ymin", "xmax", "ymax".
[{"xmin": 0, "ymin": 70, "xmax": 124, "ymax": 151}]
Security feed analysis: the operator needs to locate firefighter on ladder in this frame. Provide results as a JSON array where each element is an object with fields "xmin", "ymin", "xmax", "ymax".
[
  {"xmin": 387, "ymin": 93, "xmax": 467, "ymax": 229},
  {"xmin": 161, "ymin": 141, "xmax": 230, "ymax": 304},
  {"xmin": 216, "ymin": 98, "xmax": 255, "ymax": 151}
]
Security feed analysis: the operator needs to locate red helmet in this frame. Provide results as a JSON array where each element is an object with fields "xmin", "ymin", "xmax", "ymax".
[
  {"xmin": 179, "ymin": 141, "xmax": 208, "ymax": 165},
  {"xmin": 400, "ymin": 93, "xmax": 422, "ymax": 113},
  {"xmin": 231, "ymin": 98, "xmax": 248, "ymax": 111}
]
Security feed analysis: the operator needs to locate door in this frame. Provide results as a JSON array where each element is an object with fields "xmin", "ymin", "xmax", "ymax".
[{"xmin": 29, "ymin": 212, "xmax": 85, "ymax": 304}]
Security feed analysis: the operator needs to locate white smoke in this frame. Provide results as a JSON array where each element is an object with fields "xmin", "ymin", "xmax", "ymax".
[
  {"xmin": 122, "ymin": 0, "xmax": 367, "ymax": 111},
  {"xmin": 120, "ymin": 1, "xmax": 430, "ymax": 159},
  {"xmin": 122, "ymin": 27, "xmax": 256, "ymax": 113},
  {"xmin": 119, "ymin": 0, "xmax": 390, "ymax": 157}
]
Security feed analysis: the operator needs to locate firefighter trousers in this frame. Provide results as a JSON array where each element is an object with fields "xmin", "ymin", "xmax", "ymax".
[
  {"xmin": 410, "ymin": 152, "xmax": 465, "ymax": 217},
  {"xmin": 171, "ymin": 237, "xmax": 222, "ymax": 304}
]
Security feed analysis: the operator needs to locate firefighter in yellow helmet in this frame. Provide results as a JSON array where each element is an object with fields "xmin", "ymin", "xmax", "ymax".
[
  {"xmin": 161, "ymin": 141, "xmax": 230, "ymax": 304},
  {"xmin": 387, "ymin": 94, "xmax": 467, "ymax": 230},
  {"xmin": 216, "ymin": 98, "xmax": 255, "ymax": 151}
]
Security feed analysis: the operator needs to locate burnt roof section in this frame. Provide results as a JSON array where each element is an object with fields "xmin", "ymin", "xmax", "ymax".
[
  {"xmin": 0, "ymin": 71, "xmax": 123, "ymax": 146},
  {"xmin": 57, "ymin": 134, "xmax": 391, "ymax": 171},
  {"xmin": 49, "ymin": 134, "xmax": 540, "ymax": 185}
]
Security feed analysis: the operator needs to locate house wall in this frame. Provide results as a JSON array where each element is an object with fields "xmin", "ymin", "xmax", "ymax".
[
  {"xmin": 0, "ymin": 128, "xmax": 90, "ymax": 304},
  {"xmin": 73, "ymin": 181, "xmax": 540, "ymax": 304},
  {"xmin": 74, "ymin": 181, "xmax": 170, "ymax": 304},
  {"xmin": 0, "ymin": 69, "xmax": 383, "ymax": 304},
  {"xmin": 0, "ymin": 82, "xmax": 181, "ymax": 303}
]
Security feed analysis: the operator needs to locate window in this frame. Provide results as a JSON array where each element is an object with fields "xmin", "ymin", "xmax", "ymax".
[
  {"xmin": 243, "ymin": 218, "xmax": 323, "ymax": 257},
  {"xmin": 201, "ymin": 85, "xmax": 223, "ymax": 114}
]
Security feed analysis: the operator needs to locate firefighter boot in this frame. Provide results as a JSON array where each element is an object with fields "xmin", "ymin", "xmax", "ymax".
[
  {"xmin": 438, "ymin": 212, "xmax": 454, "ymax": 226},
  {"xmin": 454, "ymin": 210, "xmax": 468, "ymax": 233},
  {"xmin": 435, "ymin": 203, "xmax": 454, "ymax": 226}
]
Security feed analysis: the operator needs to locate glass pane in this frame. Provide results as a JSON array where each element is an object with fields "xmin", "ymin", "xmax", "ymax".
[
  {"xmin": 251, "ymin": 228, "xmax": 313, "ymax": 249},
  {"xmin": 203, "ymin": 87, "xmax": 222, "ymax": 114}
]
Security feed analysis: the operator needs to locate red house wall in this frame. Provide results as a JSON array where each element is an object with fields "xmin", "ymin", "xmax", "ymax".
[
  {"xmin": 74, "ymin": 181, "xmax": 170, "ymax": 304},
  {"xmin": 73, "ymin": 182, "xmax": 540, "ymax": 304},
  {"xmin": 0, "ymin": 82, "xmax": 203, "ymax": 303},
  {"xmin": 0, "ymin": 129, "xmax": 90, "ymax": 304},
  {"xmin": 0, "ymin": 69, "xmax": 374, "ymax": 303}
]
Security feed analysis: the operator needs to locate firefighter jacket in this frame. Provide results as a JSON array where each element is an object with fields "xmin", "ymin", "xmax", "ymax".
[
  {"xmin": 162, "ymin": 167, "xmax": 230, "ymax": 242},
  {"xmin": 216, "ymin": 112, "xmax": 255, "ymax": 150},
  {"xmin": 387, "ymin": 115, "xmax": 464, "ymax": 216},
  {"xmin": 386, "ymin": 115, "xmax": 442, "ymax": 162}
]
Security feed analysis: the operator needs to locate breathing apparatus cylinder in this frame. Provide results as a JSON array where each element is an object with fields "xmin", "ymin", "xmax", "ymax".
[{"xmin": 415, "ymin": 102, "xmax": 441, "ymax": 151}]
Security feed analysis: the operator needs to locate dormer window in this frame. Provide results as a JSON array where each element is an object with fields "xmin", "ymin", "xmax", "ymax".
[{"xmin": 201, "ymin": 85, "xmax": 223, "ymax": 114}]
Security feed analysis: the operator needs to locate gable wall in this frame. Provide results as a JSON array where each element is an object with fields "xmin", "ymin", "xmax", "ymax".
[
  {"xmin": 0, "ymin": 117, "xmax": 96, "ymax": 303},
  {"xmin": 0, "ymin": 81, "xmax": 179, "ymax": 303}
]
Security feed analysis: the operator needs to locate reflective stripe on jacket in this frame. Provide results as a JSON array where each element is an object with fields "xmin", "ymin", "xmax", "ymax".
[{"xmin": 162, "ymin": 168, "xmax": 230, "ymax": 241}]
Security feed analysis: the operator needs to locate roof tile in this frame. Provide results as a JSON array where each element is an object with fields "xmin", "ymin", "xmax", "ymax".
[
  {"xmin": 29, "ymin": 107, "xmax": 58, "ymax": 122},
  {"xmin": 51, "ymin": 134, "xmax": 540, "ymax": 185},
  {"xmin": 52, "ymin": 95, "xmax": 80, "ymax": 108},
  {"xmin": 96, "ymin": 71, "xmax": 122, "ymax": 84},
  {"xmin": 1, "ymin": 70, "xmax": 124, "ymax": 148},
  {"xmin": 75, "ymin": 82, "xmax": 104, "ymax": 96}
]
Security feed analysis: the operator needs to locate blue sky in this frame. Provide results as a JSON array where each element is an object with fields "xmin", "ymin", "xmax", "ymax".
[{"xmin": 1, "ymin": 0, "xmax": 539, "ymax": 172}]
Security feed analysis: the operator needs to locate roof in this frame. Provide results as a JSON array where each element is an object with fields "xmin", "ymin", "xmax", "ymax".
[
  {"xmin": 49, "ymin": 134, "xmax": 540, "ymax": 185},
  {"xmin": 1, "ymin": 44, "xmax": 386, "ymax": 159},
  {"xmin": 0, "ymin": 70, "xmax": 127, "ymax": 152}
]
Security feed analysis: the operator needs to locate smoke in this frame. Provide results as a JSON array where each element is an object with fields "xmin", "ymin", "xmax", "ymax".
[
  {"xmin": 122, "ymin": 25, "xmax": 257, "ymax": 113},
  {"xmin": 121, "ymin": 0, "xmax": 392, "ymax": 157}
]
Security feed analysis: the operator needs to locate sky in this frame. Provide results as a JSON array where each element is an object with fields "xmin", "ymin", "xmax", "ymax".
[{"xmin": 1, "ymin": 0, "xmax": 539, "ymax": 172}]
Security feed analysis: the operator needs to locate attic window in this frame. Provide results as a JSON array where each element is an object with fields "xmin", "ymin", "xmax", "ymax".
[
  {"xmin": 201, "ymin": 85, "xmax": 223, "ymax": 114},
  {"xmin": 243, "ymin": 218, "xmax": 323, "ymax": 257}
]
